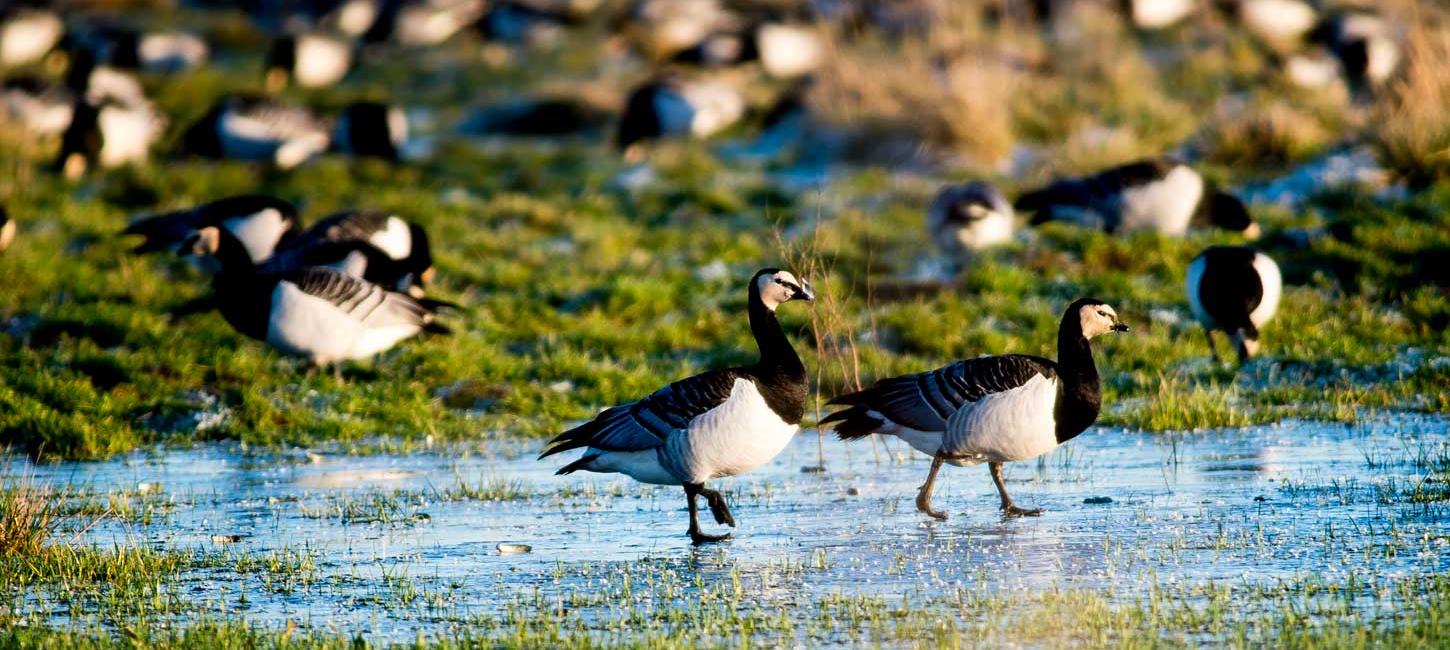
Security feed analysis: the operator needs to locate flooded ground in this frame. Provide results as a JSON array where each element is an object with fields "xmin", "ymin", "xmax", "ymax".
[{"xmin": 10, "ymin": 413, "xmax": 1450, "ymax": 644}]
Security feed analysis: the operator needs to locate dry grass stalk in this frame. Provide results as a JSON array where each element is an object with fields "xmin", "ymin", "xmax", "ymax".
[{"xmin": 1373, "ymin": 18, "xmax": 1450, "ymax": 186}]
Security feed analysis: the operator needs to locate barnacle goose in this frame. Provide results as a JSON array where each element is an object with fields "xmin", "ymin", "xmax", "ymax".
[
  {"xmin": 180, "ymin": 95, "xmax": 331, "ymax": 169},
  {"xmin": 822, "ymin": 298, "xmax": 1128, "ymax": 519},
  {"xmin": 0, "ymin": 8, "xmax": 64, "ymax": 68},
  {"xmin": 280, "ymin": 211, "xmax": 435, "ymax": 297},
  {"xmin": 182, "ymin": 226, "xmax": 448, "ymax": 376},
  {"xmin": 540, "ymin": 268, "xmax": 814, "ymax": 544},
  {"xmin": 1015, "ymin": 158, "xmax": 1261, "ymax": 238},
  {"xmin": 1225, "ymin": 0, "xmax": 1319, "ymax": 47},
  {"xmin": 67, "ymin": 23, "xmax": 209, "ymax": 74},
  {"xmin": 264, "ymin": 31, "xmax": 354, "ymax": 91},
  {"xmin": 332, "ymin": 101, "xmax": 408, "ymax": 161},
  {"xmin": 927, "ymin": 182, "xmax": 1014, "ymax": 268},
  {"xmin": 2, "ymin": 76, "xmax": 75, "ymax": 136},
  {"xmin": 1186, "ymin": 246, "xmax": 1281, "ymax": 363},
  {"xmin": 0, "ymin": 206, "xmax": 14, "ymax": 252},
  {"xmin": 616, "ymin": 73, "xmax": 744, "ymax": 158},
  {"xmin": 1311, "ymin": 10, "xmax": 1401, "ymax": 89},
  {"xmin": 122, "ymin": 194, "xmax": 300, "ymax": 263},
  {"xmin": 54, "ymin": 98, "xmax": 166, "ymax": 178}
]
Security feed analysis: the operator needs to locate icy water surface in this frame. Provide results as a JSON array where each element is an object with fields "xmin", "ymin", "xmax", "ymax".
[{"xmin": 12, "ymin": 414, "xmax": 1450, "ymax": 640}]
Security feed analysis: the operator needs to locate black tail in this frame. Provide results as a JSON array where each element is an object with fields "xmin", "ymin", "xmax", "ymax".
[
  {"xmin": 417, "ymin": 297, "xmax": 462, "ymax": 312},
  {"xmin": 423, "ymin": 321, "xmax": 452, "ymax": 335},
  {"xmin": 818, "ymin": 388, "xmax": 887, "ymax": 441},
  {"xmin": 537, "ymin": 409, "xmax": 616, "ymax": 460}
]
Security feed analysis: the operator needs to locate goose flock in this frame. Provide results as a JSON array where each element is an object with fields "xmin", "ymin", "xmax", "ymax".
[{"xmin": 0, "ymin": 0, "xmax": 1407, "ymax": 545}]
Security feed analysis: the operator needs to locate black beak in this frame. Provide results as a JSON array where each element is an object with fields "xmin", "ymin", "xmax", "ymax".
[
  {"xmin": 1111, "ymin": 322, "xmax": 1130, "ymax": 333},
  {"xmin": 795, "ymin": 283, "xmax": 815, "ymax": 302}
]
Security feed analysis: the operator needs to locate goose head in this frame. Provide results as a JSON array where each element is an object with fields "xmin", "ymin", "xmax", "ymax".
[
  {"xmin": 1204, "ymin": 191, "xmax": 1259, "ymax": 239},
  {"xmin": 754, "ymin": 268, "xmax": 813, "ymax": 311},
  {"xmin": 1073, "ymin": 299, "xmax": 1129, "ymax": 339}
]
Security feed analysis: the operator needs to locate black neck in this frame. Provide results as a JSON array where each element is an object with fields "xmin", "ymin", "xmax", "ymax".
[
  {"xmin": 208, "ymin": 233, "xmax": 272, "ymax": 340},
  {"xmin": 1053, "ymin": 314, "xmax": 1101, "ymax": 443},
  {"xmin": 747, "ymin": 282, "xmax": 807, "ymax": 424}
]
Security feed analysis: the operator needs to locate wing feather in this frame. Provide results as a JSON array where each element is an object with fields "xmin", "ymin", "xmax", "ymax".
[
  {"xmin": 540, "ymin": 369, "xmax": 742, "ymax": 458},
  {"xmin": 823, "ymin": 355, "xmax": 1057, "ymax": 434}
]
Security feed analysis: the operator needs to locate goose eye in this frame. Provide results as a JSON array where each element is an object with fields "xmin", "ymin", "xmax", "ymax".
[{"xmin": 1097, "ymin": 310, "xmax": 1107, "ymax": 317}]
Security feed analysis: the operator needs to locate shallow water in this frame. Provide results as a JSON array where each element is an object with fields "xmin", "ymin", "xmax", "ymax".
[{"xmin": 11, "ymin": 414, "xmax": 1450, "ymax": 641}]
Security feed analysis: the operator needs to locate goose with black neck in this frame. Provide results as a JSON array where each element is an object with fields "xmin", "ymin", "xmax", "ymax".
[
  {"xmin": 540, "ymin": 268, "xmax": 814, "ymax": 544},
  {"xmin": 822, "ymin": 298, "xmax": 1128, "ymax": 519}
]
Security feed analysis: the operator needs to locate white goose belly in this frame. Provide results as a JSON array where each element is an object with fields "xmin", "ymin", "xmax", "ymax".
[
  {"xmin": 941, "ymin": 373, "xmax": 1061, "ymax": 464},
  {"xmin": 265, "ymin": 282, "xmax": 361, "ymax": 363},
  {"xmin": 667, "ymin": 378, "xmax": 798, "ymax": 484},
  {"xmin": 868, "ymin": 413, "xmax": 971, "ymax": 467},
  {"xmin": 1117, "ymin": 166, "xmax": 1204, "ymax": 235}
]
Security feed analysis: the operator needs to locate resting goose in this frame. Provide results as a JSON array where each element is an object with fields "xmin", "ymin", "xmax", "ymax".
[
  {"xmin": 1311, "ymin": 11, "xmax": 1401, "ymax": 89},
  {"xmin": 540, "ymin": 268, "xmax": 814, "ymax": 544},
  {"xmin": 123, "ymin": 194, "xmax": 300, "ymax": 263},
  {"xmin": 0, "ymin": 8, "xmax": 64, "ymax": 68},
  {"xmin": 822, "ymin": 298, "xmax": 1128, "ymax": 519},
  {"xmin": 276, "ymin": 210, "xmax": 435, "ymax": 296},
  {"xmin": 54, "ymin": 98, "xmax": 167, "ymax": 178},
  {"xmin": 927, "ymin": 182, "xmax": 1014, "ymax": 268},
  {"xmin": 616, "ymin": 73, "xmax": 745, "ymax": 158},
  {"xmin": 332, "ymin": 101, "xmax": 408, "ymax": 161},
  {"xmin": 0, "ymin": 207, "xmax": 15, "ymax": 252},
  {"xmin": 1015, "ymin": 158, "xmax": 1260, "ymax": 238},
  {"xmin": 1187, "ymin": 246, "xmax": 1281, "ymax": 362},
  {"xmin": 180, "ymin": 95, "xmax": 331, "ymax": 169},
  {"xmin": 264, "ymin": 31, "xmax": 354, "ymax": 91},
  {"xmin": 182, "ymin": 226, "xmax": 448, "ymax": 375}
]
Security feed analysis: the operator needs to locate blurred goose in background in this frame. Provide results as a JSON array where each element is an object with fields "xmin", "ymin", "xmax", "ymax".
[
  {"xmin": 927, "ymin": 182, "xmax": 1015, "ymax": 270},
  {"xmin": 123, "ymin": 194, "xmax": 300, "ymax": 263},
  {"xmin": 181, "ymin": 95, "xmax": 332, "ymax": 169},
  {"xmin": 616, "ymin": 73, "xmax": 745, "ymax": 158},
  {"xmin": 1224, "ymin": 0, "xmax": 1318, "ymax": 47},
  {"xmin": 320, "ymin": 0, "xmax": 383, "ymax": 37},
  {"xmin": 264, "ymin": 30, "xmax": 354, "ymax": 91},
  {"xmin": 628, "ymin": 0, "xmax": 739, "ymax": 59},
  {"xmin": 0, "ymin": 7, "xmax": 64, "ymax": 68},
  {"xmin": 332, "ymin": 101, "xmax": 408, "ymax": 161},
  {"xmin": 0, "ymin": 207, "xmax": 15, "ymax": 252},
  {"xmin": 671, "ymin": 22, "xmax": 822, "ymax": 79},
  {"xmin": 477, "ymin": 1, "xmax": 572, "ymax": 46},
  {"xmin": 64, "ymin": 50, "xmax": 147, "ymax": 107},
  {"xmin": 54, "ymin": 98, "xmax": 166, "ymax": 178},
  {"xmin": 281, "ymin": 210, "xmax": 436, "ymax": 297},
  {"xmin": 1124, "ymin": 0, "xmax": 1196, "ymax": 30},
  {"xmin": 460, "ymin": 96, "xmax": 608, "ymax": 137},
  {"xmin": 67, "ymin": 23, "xmax": 209, "ymax": 74},
  {"xmin": 1015, "ymin": 158, "xmax": 1260, "ymax": 238},
  {"xmin": 182, "ymin": 225, "xmax": 449, "ymax": 378},
  {"xmin": 541, "ymin": 268, "xmax": 814, "ymax": 544},
  {"xmin": 1187, "ymin": 246, "xmax": 1281, "ymax": 363},
  {"xmin": 823, "ymin": 298, "xmax": 1128, "ymax": 519},
  {"xmin": 2, "ymin": 76, "xmax": 76, "ymax": 136},
  {"xmin": 1312, "ymin": 10, "xmax": 1401, "ymax": 89},
  {"xmin": 372, "ymin": 0, "xmax": 486, "ymax": 46}
]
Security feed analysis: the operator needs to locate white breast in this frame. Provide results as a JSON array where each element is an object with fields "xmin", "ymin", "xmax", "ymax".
[
  {"xmin": 1249, "ymin": 252, "xmax": 1282, "ymax": 328},
  {"xmin": 942, "ymin": 373, "xmax": 1060, "ymax": 464},
  {"xmin": 1239, "ymin": 0, "xmax": 1317, "ymax": 43},
  {"xmin": 756, "ymin": 24, "xmax": 824, "ymax": 79},
  {"xmin": 1117, "ymin": 165, "xmax": 1205, "ymax": 235},
  {"xmin": 679, "ymin": 81, "xmax": 743, "ymax": 139},
  {"xmin": 668, "ymin": 378, "xmax": 798, "ymax": 484},
  {"xmin": 223, "ymin": 208, "xmax": 290, "ymax": 263},
  {"xmin": 1130, "ymin": 0, "xmax": 1194, "ymax": 29}
]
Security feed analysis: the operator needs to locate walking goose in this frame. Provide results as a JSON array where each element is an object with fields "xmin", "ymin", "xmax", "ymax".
[
  {"xmin": 927, "ymin": 182, "xmax": 1014, "ymax": 268},
  {"xmin": 540, "ymin": 268, "xmax": 814, "ymax": 544},
  {"xmin": 180, "ymin": 95, "xmax": 331, "ymax": 169},
  {"xmin": 1187, "ymin": 246, "xmax": 1281, "ymax": 362},
  {"xmin": 822, "ymin": 298, "xmax": 1128, "ymax": 519},
  {"xmin": 123, "ymin": 194, "xmax": 300, "ymax": 263},
  {"xmin": 182, "ymin": 226, "xmax": 448, "ymax": 374},
  {"xmin": 1015, "ymin": 159, "xmax": 1260, "ymax": 238}
]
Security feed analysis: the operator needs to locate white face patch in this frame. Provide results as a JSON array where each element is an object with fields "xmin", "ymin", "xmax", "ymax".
[
  {"xmin": 1078, "ymin": 304, "xmax": 1121, "ymax": 339},
  {"xmin": 757, "ymin": 270, "xmax": 802, "ymax": 311}
]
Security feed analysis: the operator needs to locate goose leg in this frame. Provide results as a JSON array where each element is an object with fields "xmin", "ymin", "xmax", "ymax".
[
  {"xmin": 915, "ymin": 455, "xmax": 948, "ymax": 520},
  {"xmin": 684, "ymin": 483, "xmax": 730, "ymax": 545},
  {"xmin": 990, "ymin": 461, "xmax": 1042, "ymax": 516},
  {"xmin": 1203, "ymin": 328, "xmax": 1220, "ymax": 363},
  {"xmin": 700, "ymin": 487, "xmax": 735, "ymax": 527}
]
